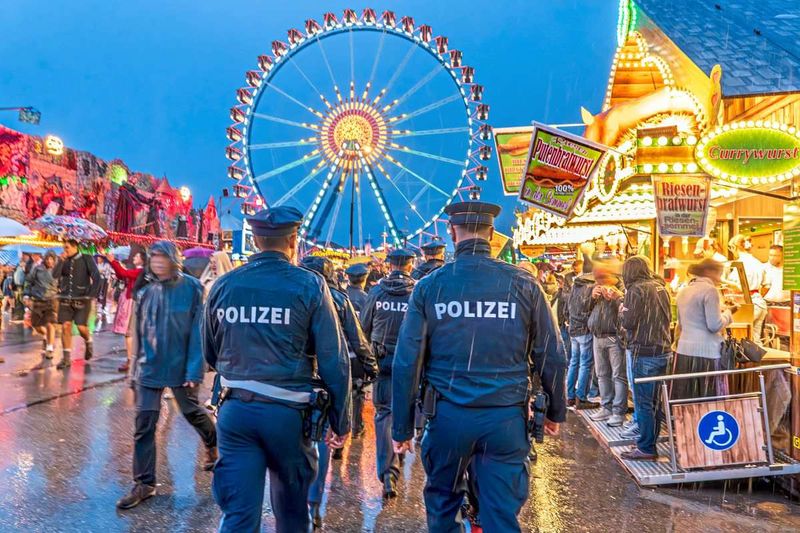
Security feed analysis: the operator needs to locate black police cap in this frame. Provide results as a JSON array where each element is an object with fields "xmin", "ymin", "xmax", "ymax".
[
  {"xmin": 345, "ymin": 263, "xmax": 369, "ymax": 278},
  {"xmin": 444, "ymin": 201, "xmax": 501, "ymax": 227},
  {"xmin": 386, "ymin": 248, "xmax": 415, "ymax": 265},
  {"xmin": 246, "ymin": 206, "xmax": 303, "ymax": 237},
  {"xmin": 421, "ymin": 241, "xmax": 446, "ymax": 253},
  {"xmin": 300, "ymin": 255, "xmax": 334, "ymax": 284}
]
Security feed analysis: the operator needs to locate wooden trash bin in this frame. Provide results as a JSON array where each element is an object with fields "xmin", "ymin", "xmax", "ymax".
[{"xmin": 672, "ymin": 397, "xmax": 767, "ymax": 470}]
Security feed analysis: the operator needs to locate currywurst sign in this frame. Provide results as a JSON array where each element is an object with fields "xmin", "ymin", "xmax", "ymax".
[
  {"xmin": 695, "ymin": 122, "xmax": 800, "ymax": 182},
  {"xmin": 652, "ymin": 175, "xmax": 711, "ymax": 237},
  {"xmin": 518, "ymin": 123, "xmax": 607, "ymax": 218}
]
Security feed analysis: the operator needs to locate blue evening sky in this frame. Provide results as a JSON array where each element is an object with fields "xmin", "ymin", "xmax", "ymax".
[{"xmin": 0, "ymin": 0, "xmax": 617, "ymax": 232}]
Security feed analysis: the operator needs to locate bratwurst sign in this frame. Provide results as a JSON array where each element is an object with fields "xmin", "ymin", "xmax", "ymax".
[
  {"xmin": 695, "ymin": 121, "xmax": 800, "ymax": 183},
  {"xmin": 652, "ymin": 175, "xmax": 711, "ymax": 237},
  {"xmin": 518, "ymin": 122, "xmax": 608, "ymax": 218}
]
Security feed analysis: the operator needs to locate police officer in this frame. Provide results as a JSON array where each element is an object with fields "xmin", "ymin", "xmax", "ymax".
[
  {"xmin": 344, "ymin": 262, "xmax": 369, "ymax": 312},
  {"xmin": 360, "ymin": 248, "xmax": 416, "ymax": 498},
  {"xmin": 411, "ymin": 240, "xmax": 446, "ymax": 280},
  {"xmin": 202, "ymin": 206, "xmax": 351, "ymax": 533},
  {"xmin": 301, "ymin": 255, "xmax": 377, "ymax": 528},
  {"xmin": 392, "ymin": 201, "xmax": 567, "ymax": 532}
]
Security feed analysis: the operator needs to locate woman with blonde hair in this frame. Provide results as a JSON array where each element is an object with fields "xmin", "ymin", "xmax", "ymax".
[
  {"xmin": 673, "ymin": 258, "xmax": 737, "ymax": 399},
  {"xmin": 199, "ymin": 251, "xmax": 234, "ymax": 299}
]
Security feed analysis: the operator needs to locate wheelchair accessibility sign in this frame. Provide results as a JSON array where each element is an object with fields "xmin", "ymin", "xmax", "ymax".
[{"xmin": 697, "ymin": 410, "xmax": 739, "ymax": 451}]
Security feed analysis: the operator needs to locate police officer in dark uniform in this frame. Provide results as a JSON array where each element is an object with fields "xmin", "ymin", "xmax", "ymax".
[
  {"xmin": 392, "ymin": 201, "xmax": 567, "ymax": 532},
  {"xmin": 301, "ymin": 255, "xmax": 377, "ymax": 528},
  {"xmin": 344, "ymin": 262, "xmax": 369, "ymax": 312},
  {"xmin": 411, "ymin": 240, "xmax": 446, "ymax": 280},
  {"xmin": 202, "ymin": 206, "xmax": 351, "ymax": 533},
  {"xmin": 360, "ymin": 248, "xmax": 416, "ymax": 498}
]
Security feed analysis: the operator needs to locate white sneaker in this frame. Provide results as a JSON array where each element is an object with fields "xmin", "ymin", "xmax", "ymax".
[
  {"xmin": 620, "ymin": 424, "xmax": 640, "ymax": 439},
  {"xmin": 607, "ymin": 414, "xmax": 626, "ymax": 427},
  {"xmin": 622, "ymin": 419, "xmax": 637, "ymax": 430},
  {"xmin": 590, "ymin": 409, "xmax": 612, "ymax": 422}
]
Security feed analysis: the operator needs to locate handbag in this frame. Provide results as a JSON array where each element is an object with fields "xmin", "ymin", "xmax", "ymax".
[
  {"xmin": 739, "ymin": 338, "xmax": 767, "ymax": 363},
  {"xmin": 719, "ymin": 331, "xmax": 740, "ymax": 370}
]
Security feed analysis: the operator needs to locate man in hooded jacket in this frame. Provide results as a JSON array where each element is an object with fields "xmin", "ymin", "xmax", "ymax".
[
  {"xmin": 619, "ymin": 256, "xmax": 672, "ymax": 461},
  {"xmin": 117, "ymin": 241, "xmax": 216, "ymax": 510},
  {"xmin": 360, "ymin": 248, "xmax": 416, "ymax": 498},
  {"xmin": 566, "ymin": 261, "xmax": 599, "ymax": 409}
]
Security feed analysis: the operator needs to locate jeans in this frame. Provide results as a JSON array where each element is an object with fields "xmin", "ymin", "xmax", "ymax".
[
  {"xmin": 566, "ymin": 334, "xmax": 593, "ymax": 401},
  {"xmin": 632, "ymin": 353, "xmax": 672, "ymax": 455},
  {"xmin": 560, "ymin": 325, "xmax": 571, "ymax": 362},
  {"xmin": 593, "ymin": 336, "xmax": 627, "ymax": 415},
  {"xmin": 626, "ymin": 350, "xmax": 637, "ymax": 426}
]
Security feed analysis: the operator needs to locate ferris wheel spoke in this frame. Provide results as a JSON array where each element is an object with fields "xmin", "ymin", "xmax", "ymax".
[
  {"xmin": 248, "ymin": 138, "xmax": 317, "ymax": 150},
  {"xmin": 383, "ymin": 157, "xmax": 450, "ymax": 197},
  {"xmin": 324, "ymin": 178, "xmax": 346, "ymax": 245},
  {"xmin": 272, "ymin": 162, "xmax": 327, "ymax": 206},
  {"xmin": 252, "ymin": 113, "xmax": 319, "ymax": 131},
  {"xmin": 265, "ymin": 81, "xmax": 324, "ymax": 118},
  {"xmin": 349, "ymin": 29, "xmax": 355, "ymax": 87},
  {"xmin": 387, "ymin": 64, "xmax": 443, "ymax": 112},
  {"xmin": 301, "ymin": 162, "xmax": 342, "ymax": 240},
  {"xmin": 361, "ymin": 162, "xmax": 402, "ymax": 246},
  {"xmin": 253, "ymin": 151, "xmax": 321, "ymax": 182},
  {"xmin": 390, "ymin": 93, "xmax": 462, "ymax": 124},
  {"xmin": 367, "ymin": 30, "xmax": 386, "ymax": 87},
  {"xmin": 315, "ymin": 33, "xmax": 339, "ymax": 91},
  {"xmin": 382, "ymin": 43, "xmax": 417, "ymax": 102},
  {"xmin": 356, "ymin": 170, "xmax": 364, "ymax": 249},
  {"xmin": 392, "ymin": 126, "xmax": 469, "ymax": 138},
  {"xmin": 287, "ymin": 54, "xmax": 326, "ymax": 100},
  {"xmin": 375, "ymin": 165, "xmax": 427, "ymax": 224},
  {"xmin": 387, "ymin": 144, "xmax": 465, "ymax": 166}
]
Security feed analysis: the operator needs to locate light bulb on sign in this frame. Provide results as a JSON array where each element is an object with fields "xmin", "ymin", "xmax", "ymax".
[{"xmin": 179, "ymin": 186, "xmax": 191, "ymax": 203}]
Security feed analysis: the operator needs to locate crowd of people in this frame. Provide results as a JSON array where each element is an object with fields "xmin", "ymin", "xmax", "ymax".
[{"xmin": 0, "ymin": 215, "xmax": 787, "ymax": 532}]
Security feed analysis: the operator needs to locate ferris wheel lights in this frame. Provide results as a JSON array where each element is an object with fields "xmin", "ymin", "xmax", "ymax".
[
  {"xmin": 245, "ymin": 71, "xmax": 262, "ymax": 88},
  {"xmin": 462, "ymin": 66, "xmax": 474, "ymax": 84},
  {"xmin": 257, "ymin": 55, "xmax": 273, "ymax": 72},
  {"xmin": 476, "ymin": 104, "xmax": 489, "ymax": 120},
  {"xmin": 470, "ymin": 85, "xmax": 484, "ymax": 101},
  {"xmin": 479, "ymin": 124, "xmax": 492, "ymax": 140},
  {"xmin": 226, "ymin": 126, "xmax": 243, "ymax": 142},
  {"xmin": 478, "ymin": 146, "xmax": 492, "ymax": 160}
]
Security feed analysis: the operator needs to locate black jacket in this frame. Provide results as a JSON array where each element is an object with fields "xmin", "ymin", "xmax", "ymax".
[
  {"xmin": 587, "ymin": 280, "xmax": 624, "ymax": 338},
  {"xmin": 346, "ymin": 285, "xmax": 368, "ymax": 313},
  {"xmin": 361, "ymin": 271, "xmax": 415, "ymax": 373},
  {"xmin": 621, "ymin": 263, "xmax": 672, "ymax": 357},
  {"xmin": 330, "ymin": 286, "xmax": 378, "ymax": 382},
  {"xmin": 411, "ymin": 258, "xmax": 445, "ymax": 280},
  {"xmin": 52, "ymin": 253, "xmax": 101, "ymax": 299},
  {"xmin": 567, "ymin": 274, "xmax": 594, "ymax": 337}
]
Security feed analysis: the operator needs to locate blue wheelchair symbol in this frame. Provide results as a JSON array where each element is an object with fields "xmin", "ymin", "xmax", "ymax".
[{"xmin": 697, "ymin": 410, "xmax": 739, "ymax": 451}]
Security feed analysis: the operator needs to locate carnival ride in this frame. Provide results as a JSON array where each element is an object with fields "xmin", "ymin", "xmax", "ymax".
[{"xmin": 226, "ymin": 9, "xmax": 491, "ymax": 252}]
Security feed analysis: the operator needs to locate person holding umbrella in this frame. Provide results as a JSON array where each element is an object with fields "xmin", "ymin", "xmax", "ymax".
[{"xmin": 52, "ymin": 239, "xmax": 102, "ymax": 368}]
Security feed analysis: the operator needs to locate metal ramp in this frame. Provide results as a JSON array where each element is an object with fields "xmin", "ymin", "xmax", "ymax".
[{"xmin": 577, "ymin": 407, "xmax": 800, "ymax": 486}]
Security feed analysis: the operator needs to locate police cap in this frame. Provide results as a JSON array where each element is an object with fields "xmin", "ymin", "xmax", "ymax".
[
  {"xmin": 300, "ymin": 255, "xmax": 335, "ymax": 284},
  {"xmin": 345, "ymin": 262, "xmax": 369, "ymax": 279},
  {"xmin": 444, "ymin": 201, "xmax": 501, "ymax": 227},
  {"xmin": 386, "ymin": 248, "xmax": 415, "ymax": 266},
  {"xmin": 421, "ymin": 241, "xmax": 446, "ymax": 254},
  {"xmin": 246, "ymin": 206, "xmax": 303, "ymax": 237}
]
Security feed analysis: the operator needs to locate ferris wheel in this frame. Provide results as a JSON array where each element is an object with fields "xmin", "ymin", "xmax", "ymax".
[{"xmin": 226, "ymin": 8, "xmax": 491, "ymax": 251}]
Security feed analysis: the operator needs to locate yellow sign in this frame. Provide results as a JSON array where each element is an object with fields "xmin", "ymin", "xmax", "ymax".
[
  {"xmin": 44, "ymin": 135, "xmax": 64, "ymax": 156},
  {"xmin": 492, "ymin": 126, "xmax": 533, "ymax": 195}
]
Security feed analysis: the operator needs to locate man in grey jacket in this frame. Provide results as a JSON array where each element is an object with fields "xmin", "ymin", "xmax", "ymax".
[{"xmin": 24, "ymin": 250, "xmax": 58, "ymax": 361}]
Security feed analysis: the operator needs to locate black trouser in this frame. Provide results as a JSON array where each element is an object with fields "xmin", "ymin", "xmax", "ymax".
[{"xmin": 134, "ymin": 385, "xmax": 217, "ymax": 486}]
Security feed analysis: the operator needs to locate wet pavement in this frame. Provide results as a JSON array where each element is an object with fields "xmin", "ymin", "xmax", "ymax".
[{"xmin": 0, "ymin": 325, "xmax": 798, "ymax": 532}]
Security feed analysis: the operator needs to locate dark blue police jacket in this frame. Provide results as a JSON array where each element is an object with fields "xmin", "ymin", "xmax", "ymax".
[
  {"xmin": 329, "ymin": 286, "xmax": 378, "ymax": 381},
  {"xmin": 411, "ymin": 258, "xmax": 445, "ymax": 280},
  {"xmin": 391, "ymin": 238, "xmax": 568, "ymax": 442},
  {"xmin": 134, "ymin": 273, "xmax": 204, "ymax": 388},
  {"xmin": 360, "ymin": 271, "xmax": 415, "ymax": 373},
  {"xmin": 202, "ymin": 251, "xmax": 351, "ymax": 435},
  {"xmin": 346, "ymin": 284, "xmax": 368, "ymax": 313}
]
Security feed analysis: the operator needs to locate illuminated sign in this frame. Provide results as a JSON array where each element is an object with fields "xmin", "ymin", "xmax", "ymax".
[
  {"xmin": 492, "ymin": 126, "xmax": 532, "ymax": 196},
  {"xmin": 44, "ymin": 135, "xmax": 64, "ymax": 156},
  {"xmin": 695, "ymin": 121, "xmax": 800, "ymax": 185},
  {"xmin": 652, "ymin": 174, "xmax": 711, "ymax": 237}
]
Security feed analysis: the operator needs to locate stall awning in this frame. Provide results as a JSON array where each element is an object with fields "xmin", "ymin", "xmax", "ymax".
[{"xmin": 529, "ymin": 224, "xmax": 626, "ymax": 246}]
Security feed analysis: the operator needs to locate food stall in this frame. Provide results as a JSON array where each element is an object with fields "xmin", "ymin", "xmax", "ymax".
[{"xmin": 505, "ymin": 0, "xmax": 800, "ymax": 484}]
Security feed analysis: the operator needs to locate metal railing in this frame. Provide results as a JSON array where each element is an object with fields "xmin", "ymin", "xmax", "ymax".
[{"xmin": 634, "ymin": 363, "xmax": 790, "ymax": 474}]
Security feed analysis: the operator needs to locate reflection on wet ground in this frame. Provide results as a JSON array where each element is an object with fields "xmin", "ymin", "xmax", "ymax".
[{"xmin": 0, "ymin": 378, "xmax": 798, "ymax": 532}]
